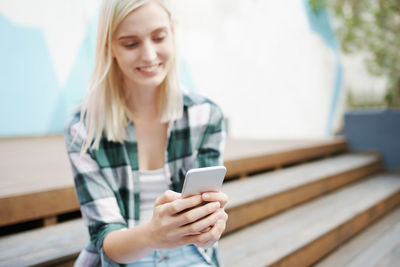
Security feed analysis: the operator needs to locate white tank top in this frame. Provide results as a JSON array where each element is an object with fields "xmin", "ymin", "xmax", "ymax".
[{"xmin": 138, "ymin": 167, "xmax": 172, "ymax": 225}]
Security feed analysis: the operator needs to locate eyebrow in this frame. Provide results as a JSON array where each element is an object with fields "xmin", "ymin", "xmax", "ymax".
[{"xmin": 118, "ymin": 26, "xmax": 168, "ymax": 40}]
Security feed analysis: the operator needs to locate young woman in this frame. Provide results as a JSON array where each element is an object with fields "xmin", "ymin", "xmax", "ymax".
[{"xmin": 64, "ymin": 0, "xmax": 228, "ymax": 266}]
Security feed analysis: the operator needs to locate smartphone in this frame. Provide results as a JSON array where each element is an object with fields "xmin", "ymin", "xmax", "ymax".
[{"xmin": 181, "ymin": 166, "xmax": 227, "ymax": 198}]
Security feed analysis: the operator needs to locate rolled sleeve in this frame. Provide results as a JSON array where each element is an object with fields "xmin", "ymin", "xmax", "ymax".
[
  {"xmin": 64, "ymin": 114, "xmax": 128, "ymax": 257},
  {"xmin": 196, "ymin": 103, "xmax": 226, "ymax": 168}
]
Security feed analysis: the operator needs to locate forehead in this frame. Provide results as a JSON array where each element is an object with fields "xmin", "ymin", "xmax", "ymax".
[{"xmin": 115, "ymin": 1, "xmax": 171, "ymax": 38}]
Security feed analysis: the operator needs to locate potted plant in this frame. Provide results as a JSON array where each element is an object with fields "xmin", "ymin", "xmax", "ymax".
[{"xmin": 310, "ymin": 0, "xmax": 400, "ymax": 170}]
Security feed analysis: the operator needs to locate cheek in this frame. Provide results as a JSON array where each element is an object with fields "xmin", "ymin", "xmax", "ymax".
[
  {"xmin": 159, "ymin": 41, "xmax": 174, "ymax": 62},
  {"xmin": 116, "ymin": 52, "xmax": 137, "ymax": 71}
]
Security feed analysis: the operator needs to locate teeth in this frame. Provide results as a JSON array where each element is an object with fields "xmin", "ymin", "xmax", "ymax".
[{"xmin": 139, "ymin": 65, "xmax": 158, "ymax": 72}]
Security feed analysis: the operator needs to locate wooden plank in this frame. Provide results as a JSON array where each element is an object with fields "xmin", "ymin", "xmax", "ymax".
[
  {"xmin": 223, "ymin": 153, "xmax": 382, "ymax": 233},
  {"xmin": 0, "ymin": 187, "xmax": 79, "ymax": 227},
  {"xmin": 33, "ymin": 254, "xmax": 78, "ymax": 267},
  {"xmin": 0, "ymin": 172, "xmax": 395, "ymax": 267},
  {"xmin": 0, "ymin": 136, "xmax": 347, "ymax": 227},
  {"xmin": 0, "ymin": 136, "xmax": 347, "ymax": 198},
  {"xmin": 274, "ymin": 192, "xmax": 400, "ymax": 267},
  {"xmin": 224, "ymin": 137, "xmax": 347, "ymax": 178},
  {"xmin": 0, "ymin": 219, "xmax": 82, "ymax": 266},
  {"xmin": 0, "ymin": 135, "xmax": 73, "ymax": 198},
  {"xmin": 315, "ymin": 207, "xmax": 400, "ymax": 267},
  {"xmin": 219, "ymin": 173, "xmax": 400, "ymax": 267},
  {"xmin": 0, "ymin": 219, "xmax": 87, "ymax": 267},
  {"xmin": 43, "ymin": 216, "xmax": 58, "ymax": 227},
  {"xmin": 45, "ymin": 260, "xmax": 75, "ymax": 267},
  {"xmin": 375, "ymin": 243, "xmax": 400, "ymax": 267}
]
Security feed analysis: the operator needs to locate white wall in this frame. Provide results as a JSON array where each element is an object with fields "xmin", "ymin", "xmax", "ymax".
[
  {"xmin": 168, "ymin": 0, "xmax": 338, "ymax": 139},
  {"xmin": 1, "ymin": 0, "xmax": 385, "ymax": 138}
]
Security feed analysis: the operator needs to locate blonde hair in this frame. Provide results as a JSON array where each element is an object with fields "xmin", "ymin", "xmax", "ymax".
[{"xmin": 80, "ymin": 0, "xmax": 182, "ymax": 154}]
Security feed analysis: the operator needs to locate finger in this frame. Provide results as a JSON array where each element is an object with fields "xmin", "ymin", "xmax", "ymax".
[
  {"xmin": 178, "ymin": 218, "xmax": 226, "ymax": 248},
  {"xmin": 155, "ymin": 190, "xmax": 181, "ymax": 206},
  {"xmin": 179, "ymin": 208, "xmax": 221, "ymax": 235},
  {"xmin": 197, "ymin": 219, "xmax": 226, "ymax": 248},
  {"xmin": 164, "ymin": 194, "xmax": 203, "ymax": 215},
  {"xmin": 200, "ymin": 226, "xmax": 212, "ymax": 233},
  {"xmin": 177, "ymin": 201, "xmax": 220, "ymax": 226},
  {"xmin": 202, "ymin": 192, "xmax": 228, "ymax": 208}
]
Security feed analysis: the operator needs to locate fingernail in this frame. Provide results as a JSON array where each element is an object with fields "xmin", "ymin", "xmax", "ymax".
[{"xmin": 203, "ymin": 193, "xmax": 209, "ymax": 199}]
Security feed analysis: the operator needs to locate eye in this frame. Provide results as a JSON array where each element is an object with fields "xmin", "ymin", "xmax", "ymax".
[
  {"xmin": 154, "ymin": 36, "xmax": 165, "ymax": 42},
  {"xmin": 124, "ymin": 42, "xmax": 139, "ymax": 48}
]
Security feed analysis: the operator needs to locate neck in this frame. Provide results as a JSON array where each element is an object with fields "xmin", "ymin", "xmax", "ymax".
[{"xmin": 124, "ymin": 80, "xmax": 161, "ymax": 123}]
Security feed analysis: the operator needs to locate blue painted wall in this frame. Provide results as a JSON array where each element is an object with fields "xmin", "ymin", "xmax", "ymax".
[
  {"xmin": 0, "ymin": 13, "xmax": 97, "ymax": 136},
  {"xmin": 0, "ymin": 11, "xmax": 196, "ymax": 137},
  {"xmin": 342, "ymin": 110, "xmax": 400, "ymax": 170},
  {"xmin": 302, "ymin": 0, "xmax": 344, "ymax": 136}
]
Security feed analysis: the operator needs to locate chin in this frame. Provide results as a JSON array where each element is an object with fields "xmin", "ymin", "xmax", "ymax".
[
  {"xmin": 141, "ymin": 74, "xmax": 167, "ymax": 88},
  {"xmin": 138, "ymin": 78, "xmax": 165, "ymax": 90}
]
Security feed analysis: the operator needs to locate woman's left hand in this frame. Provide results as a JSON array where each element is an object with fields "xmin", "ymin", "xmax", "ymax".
[
  {"xmin": 191, "ymin": 191, "xmax": 229, "ymax": 248},
  {"xmin": 201, "ymin": 191, "xmax": 228, "ymax": 208}
]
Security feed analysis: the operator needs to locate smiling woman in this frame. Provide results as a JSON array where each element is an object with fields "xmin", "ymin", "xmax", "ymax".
[
  {"xmin": 111, "ymin": 2, "xmax": 174, "ymax": 93},
  {"xmin": 64, "ymin": 0, "xmax": 228, "ymax": 266}
]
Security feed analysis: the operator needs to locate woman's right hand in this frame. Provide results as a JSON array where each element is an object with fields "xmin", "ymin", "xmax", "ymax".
[{"xmin": 146, "ymin": 190, "xmax": 222, "ymax": 249}]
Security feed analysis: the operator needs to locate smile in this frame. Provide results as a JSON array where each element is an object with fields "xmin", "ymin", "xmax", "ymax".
[{"xmin": 137, "ymin": 63, "xmax": 161, "ymax": 73}]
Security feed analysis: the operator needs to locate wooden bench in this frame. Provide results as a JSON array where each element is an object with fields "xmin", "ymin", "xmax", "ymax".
[
  {"xmin": 0, "ymin": 136, "xmax": 347, "ymax": 228},
  {"xmin": 315, "ymin": 204, "xmax": 400, "ymax": 267},
  {"xmin": 1, "ymin": 153, "xmax": 396, "ymax": 266},
  {"xmin": 0, "ymin": 136, "xmax": 351, "ymax": 266},
  {"xmin": 219, "ymin": 173, "xmax": 400, "ymax": 266},
  {"xmin": 223, "ymin": 152, "xmax": 382, "ymax": 233}
]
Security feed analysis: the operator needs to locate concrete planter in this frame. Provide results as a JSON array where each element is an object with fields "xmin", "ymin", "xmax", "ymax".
[{"xmin": 342, "ymin": 109, "xmax": 400, "ymax": 171}]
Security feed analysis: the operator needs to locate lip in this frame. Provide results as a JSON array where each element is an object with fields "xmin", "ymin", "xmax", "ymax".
[{"xmin": 136, "ymin": 63, "xmax": 162, "ymax": 77}]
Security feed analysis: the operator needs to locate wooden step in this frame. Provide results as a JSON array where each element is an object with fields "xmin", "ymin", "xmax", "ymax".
[
  {"xmin": 0, "ymin": 154, "xmax": 382, "ymax": 266},
  {"xmin": 0, "ymin": 219, "xmax": 87, "ymax": 266},
  {"xmin": 224, "ymin": 137, "xmax": 347, "ymax": 178},
  {"xmin": 315, "ymin": 206, "xmax": 400, "ymax": 267},
  {"xmin": 219, "ymin": 173, "xmax": 400, "ymax": 267},
  {"xmin": 0, "ymin": 136, "xmax": 346, "ymax": 227},
  {"xmin": 223, "ymin": 153, "xmax": 382, "ymax": 234},
  {"xmin": 0, "ymin": 135, "xmax": 78, "ymax": 228}
]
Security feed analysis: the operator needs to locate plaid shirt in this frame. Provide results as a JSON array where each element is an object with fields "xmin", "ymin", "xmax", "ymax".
[{"xmin": 64, "ymin": 92, "xmax": 226, "ymax": 267}]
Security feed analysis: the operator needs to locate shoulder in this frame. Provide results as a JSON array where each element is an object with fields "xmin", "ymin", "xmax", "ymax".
[
  {"xmin": 183, "ymin": 92, "xmax": 224, "ymax": 124},
  {"xmin": 64, "ymin": 108, "xmax": 89, "ymax": 153},
  {"xmin": 64, "ymin": 108, "xmax": 85, "ymax": 139},
  {"xmin": 183, "ymin": 91, "xmax": 221, "ymax": 110}
]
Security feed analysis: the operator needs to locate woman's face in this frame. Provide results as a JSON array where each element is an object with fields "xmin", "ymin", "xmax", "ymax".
[{"xmin": 111, "ymin": 1, "xmax": 174, "ymax": 91}]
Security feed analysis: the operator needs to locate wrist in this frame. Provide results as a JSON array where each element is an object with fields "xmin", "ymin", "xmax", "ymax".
[{"xmin": 141, "ymin": 221, "xmax": 157, "ymax": 249}]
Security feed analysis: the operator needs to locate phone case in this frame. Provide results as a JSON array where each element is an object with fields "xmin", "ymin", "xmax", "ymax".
[{"xmin": 181, "ymin": 166, "xmax": 226, "ymax": 197}]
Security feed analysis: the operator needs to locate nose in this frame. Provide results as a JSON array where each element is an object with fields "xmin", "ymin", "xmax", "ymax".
[{"xmin": 140, "ymin": 40, "xmax": 157, "ymax": 63}]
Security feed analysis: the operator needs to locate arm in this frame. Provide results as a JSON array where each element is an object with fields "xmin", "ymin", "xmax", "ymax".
[
  {"xmin": 65, "ymin": 115, "xmax": 223, "ymax": 264},
  {"xmin": 103, "ymin": 190, "xmax": 222, "ymax": 263}
]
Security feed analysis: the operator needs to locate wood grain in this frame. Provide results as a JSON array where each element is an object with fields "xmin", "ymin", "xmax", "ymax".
[
  {"xmin": 224, "ymin": 138, "xmax": 347, "ymax": 178},
  {"xmin": 219, "ymin": 173, "xmax": 400, "ymax": 267},
  {"xmin": 0, "ymin": 187, "xmax": 79, "ymax": 227},
  {"xmin": 0, "ymin": 219, "xmax": 87, "ymax": 266},
  {"xmin": 223, "ymin": 153, "xmax": 382, "ymax": 233},
  {"xmin": 0, "ymin": 136, "xmax": 347, "ymax": 227},
  {"xmin": 315, "ymin": 207, "xmax": 400, "ymax": 267}
]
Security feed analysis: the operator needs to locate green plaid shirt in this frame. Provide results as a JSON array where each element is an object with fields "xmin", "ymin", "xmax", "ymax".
[{"xmin": 65, "ymin": 92, "xmax": 226, "ymax": 266}]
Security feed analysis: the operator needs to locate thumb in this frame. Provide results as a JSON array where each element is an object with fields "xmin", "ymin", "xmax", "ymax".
[{"xmin": 155, "ymin": 190, "xmax": 181, "ymax": 206}]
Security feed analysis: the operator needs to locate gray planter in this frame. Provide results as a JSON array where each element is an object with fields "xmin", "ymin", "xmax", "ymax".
[{"xmin": 341, "ymin": 109, "xmax": 400, "ymax": 171}]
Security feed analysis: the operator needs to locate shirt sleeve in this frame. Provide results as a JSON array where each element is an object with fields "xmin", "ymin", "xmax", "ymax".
[
  {"xmin": 64, "ymin": 115, "xmax": 128, "ymax": 260},
  {"xmin": 196, "ymin": 102, "xmax": 226, "ymax": 168}
]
